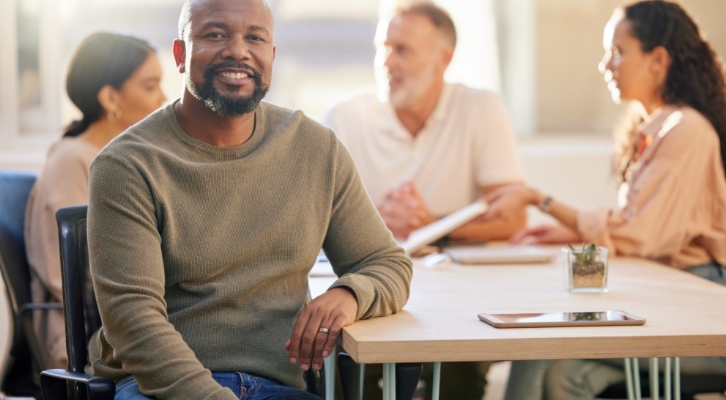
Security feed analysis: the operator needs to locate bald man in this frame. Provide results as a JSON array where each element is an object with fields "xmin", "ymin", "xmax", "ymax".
[{"xmin": 85, "ymin": 1, "xmax": 412, "ymax": 399}]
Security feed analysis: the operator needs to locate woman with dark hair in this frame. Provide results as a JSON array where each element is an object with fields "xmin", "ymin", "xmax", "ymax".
[
  {"xmin": 496, "ymin": 1, "xmax": 726, "ymax": 398},
  {"xmin": 24, "ymin": 32, "xmax": 165, "ymax": 369}
]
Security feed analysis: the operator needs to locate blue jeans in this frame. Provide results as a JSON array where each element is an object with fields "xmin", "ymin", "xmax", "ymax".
[
  {"xmin": 115, "ymin": 372, "xmax": 321, "ymax": 400},
  {"xmin": 504, "ymin": 262, "xmax": 726, "ymax": 400}
]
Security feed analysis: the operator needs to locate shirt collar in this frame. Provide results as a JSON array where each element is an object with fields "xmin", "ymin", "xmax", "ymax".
[
  {"xmin": 377, "ymin": 82, "xmax": 453, "ymax": 140},
  {"xmin": 637, "ymin": 104, "xmax": 679, "ymax": 138}
]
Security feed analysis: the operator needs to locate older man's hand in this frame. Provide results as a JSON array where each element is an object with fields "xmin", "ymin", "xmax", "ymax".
[
  {"xmin": 285, "ymin": 287, "xmax": 358, "ymax": 371},
  {"xmin": 377, "ymin": 181, "xmax": 436, "ymax": 239}
]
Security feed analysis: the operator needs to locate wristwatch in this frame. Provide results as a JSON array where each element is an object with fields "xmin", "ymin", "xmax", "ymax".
[{"xmin": 538, "ymin": 195, "xmax": 553, "ymax": 213}]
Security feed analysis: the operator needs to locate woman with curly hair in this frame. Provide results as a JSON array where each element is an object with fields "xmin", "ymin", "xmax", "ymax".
[{"xmin": 489, "ymin": 1, "xmax": 726, "ymax": 398}]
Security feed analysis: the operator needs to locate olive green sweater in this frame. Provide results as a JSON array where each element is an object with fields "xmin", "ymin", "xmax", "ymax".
[{"xmin": 86, "ymin": 102, "xmax": 412, "ymax": 399}]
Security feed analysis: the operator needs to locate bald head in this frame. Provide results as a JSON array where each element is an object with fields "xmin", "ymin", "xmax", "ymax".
[{"xmin": 178, "ymin": 0, "xmax": 273, "ymax": 40}]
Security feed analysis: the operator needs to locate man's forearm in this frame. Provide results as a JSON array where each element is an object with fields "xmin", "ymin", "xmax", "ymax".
[{"xmin": 447, "ymin": 209, "xmax": 527, "ymax": 241}]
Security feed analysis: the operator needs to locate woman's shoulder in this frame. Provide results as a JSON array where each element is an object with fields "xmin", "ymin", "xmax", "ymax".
[
  {"xmin": 665, "ymin": 106, "xmax": 716, "ymax": 135},
  {"xmin": 45, "ymin": 136, "xmax": 100, "ymax": 171},
  {"xmin": 658, "ymin": 106, "xmax": 719, "ymax": 149}
]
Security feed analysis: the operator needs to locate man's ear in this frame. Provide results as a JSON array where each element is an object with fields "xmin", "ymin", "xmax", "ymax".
[
  {"xmin": 173, "ymin": 39, "xmax": 186, "ymax": 74},
  {"xmin": 435, "ymin": 45, "xmax": 454, "ymax": 77},
  {"xmin": 441, "ymin": 45, "xmax": 454, "ymax": 69},
  {"xmin": 97, "ymin": 85, "xmax": 119, "ymax": 116}
]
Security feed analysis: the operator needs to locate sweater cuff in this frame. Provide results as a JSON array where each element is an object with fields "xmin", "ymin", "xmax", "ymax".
[
  {"xmin": 576, "ymin": 207, "xmax": 611, "ymax": 242},
  {"xmin": 328, "ymin": 275, "xmax": 376, "ymax": 321}
]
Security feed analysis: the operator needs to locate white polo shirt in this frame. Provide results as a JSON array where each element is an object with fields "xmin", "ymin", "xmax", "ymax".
[{"xmin": 323, "ymin": 83, "xmax": 525, "ymax": 217}]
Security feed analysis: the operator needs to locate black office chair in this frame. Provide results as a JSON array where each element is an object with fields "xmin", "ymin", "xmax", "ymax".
[
  {"xmin": 40, "ymin": 205, "xmax": 421, "ymax": 400},
  {"xmin": 0, "ymin": 170, "xmax": 63, "ymax": 398},
  {"xmin": 39, "ymin": 205, "xmax": 111, "ymax": 400}
]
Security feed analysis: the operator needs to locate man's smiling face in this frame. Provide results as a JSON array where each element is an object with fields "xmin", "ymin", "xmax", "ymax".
[{"xmin": 181, "ymin": 0, "xmax": 276, "ymax": 116}]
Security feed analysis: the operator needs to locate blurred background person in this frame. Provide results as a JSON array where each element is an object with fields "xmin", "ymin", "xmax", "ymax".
[
  {"xmin": 324, "ymin": 0, "xmax": 526, "ymax": 243},
  {"xmin": 483, "ymin": 1, "xmax": 726, "ymax": 399},
  {"xmin": 24, "ymin": 32, "xmax": 166, "ymax": 369},
  {"xmin": 324, "ymin": 2, "xmax": 523, "ymax": 399}
]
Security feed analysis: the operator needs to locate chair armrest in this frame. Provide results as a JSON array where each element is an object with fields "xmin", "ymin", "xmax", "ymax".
[{"xmin": 40, "ymin": 369, "xmax": 115, "ymax": 400}]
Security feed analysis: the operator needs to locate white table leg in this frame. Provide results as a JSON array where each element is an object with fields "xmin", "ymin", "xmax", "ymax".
[
  {"xmin": 625, "ymin": 358, "xmax": 635, "ymax": 400},
  {"xmin": 432, "ymin": 362, "xmax": 441, "ymax": 400},
  {"xmin": 633, "ymin": 358, "xmax": 642, "ymax": 400},
  {"xmin": 383, "ymin": 363, "xmax": 389, "ymax": 400},
  {"xmin": 383, "ymin": 363, "xmax": 396, "ymax": 400},
  {"xmin": 650, "ymin": 358, "xmax": 659, "ymax": 400},
  {"xmin": 665, "ymin": 357, "xmax": 672, "ymax": 400},
  {"xmin": 674, "ymin": 357, "xmax": 681, "ymax": 400},
  {"xmin": 390, "ymin": 363, "xmax": 396, "ymax": 400},
  {"xmin": 324, "ymin": 353, "xmax": 335, "ymax": 400}
]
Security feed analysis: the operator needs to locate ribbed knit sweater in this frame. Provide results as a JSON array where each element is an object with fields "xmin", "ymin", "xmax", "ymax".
[{"xmin": 86, "ymin": 102, "xmax": 412, "ymax": 399}]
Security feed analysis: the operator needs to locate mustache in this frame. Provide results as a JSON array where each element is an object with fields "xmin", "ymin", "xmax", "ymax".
[{"xmin": 203, "ymin": 62, "xmax": 263, "ymax": 84}]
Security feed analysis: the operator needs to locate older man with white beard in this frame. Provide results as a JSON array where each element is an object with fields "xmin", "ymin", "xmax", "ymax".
[
  {"xmin": 323, "ymin": 2, "xmax": 525, "ymax": 398},
  {"xmin": 324, "ymin": 0, "xmax": 526, "ymax": 244}
]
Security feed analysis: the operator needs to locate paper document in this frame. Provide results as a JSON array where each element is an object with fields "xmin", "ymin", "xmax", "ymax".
[{"xmin": 401, "ymin": 201, "xmax": 488, "ymax": 256}]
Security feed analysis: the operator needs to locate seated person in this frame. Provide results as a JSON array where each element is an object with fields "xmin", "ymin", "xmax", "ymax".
[
  {"xmin": 480, "ymin": 2, "xmax": 726, "ymax": 399},
  {"xmin": 24, "ymin": 32, "xmax": 165, "ymax": 369},
  {"xmin": 324, "ymin": 1, "xmax": 523, "ymax": 399},
  {"xmin": 85, "ymin": 1, "xmax": 412, "ymax": 399},
  {"xmin": 323, "ymin": 0, "xmax": 526, "ymax": 242}
]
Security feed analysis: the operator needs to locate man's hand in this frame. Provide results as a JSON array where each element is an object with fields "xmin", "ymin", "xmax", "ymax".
[
  {"xmin": 509, "ymin": 224, "xmax": 582, "ymax": 244},
  {"xmin": 377, "ymin": 181, "xmax": 436, "ymax": 238},
  {"xmin": 285, "ymin": 287, "xmax": 358, "ymax": 371}
]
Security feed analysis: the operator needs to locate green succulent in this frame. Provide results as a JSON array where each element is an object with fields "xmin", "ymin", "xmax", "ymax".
[{"xmin": 568, "ymin": 243, "xmax": 598, "ymax": 265}]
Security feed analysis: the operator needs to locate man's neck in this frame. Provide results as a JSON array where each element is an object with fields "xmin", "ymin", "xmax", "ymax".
[
  {"xmin": 394, "ymin": 79, "xmax": 445, "ymax": 138},
  {"xmin": 174, "ymin": 91, "xmax": 256, "ymax": 148}
]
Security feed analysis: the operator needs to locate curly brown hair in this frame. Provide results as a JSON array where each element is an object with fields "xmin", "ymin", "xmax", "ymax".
[{"xmin": 613, "ymin": 0, "xmax": 726, "ymax": 180}]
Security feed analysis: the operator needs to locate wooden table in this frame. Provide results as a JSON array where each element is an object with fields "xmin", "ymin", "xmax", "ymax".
[{"xmin": 311, "ymin": 254, "xmax": 726, "ymax": 400}]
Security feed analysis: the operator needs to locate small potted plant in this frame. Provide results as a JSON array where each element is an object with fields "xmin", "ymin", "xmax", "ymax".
[{"xmin": 562, "ymin": 243, "xmax": 609, "ymax": 293}]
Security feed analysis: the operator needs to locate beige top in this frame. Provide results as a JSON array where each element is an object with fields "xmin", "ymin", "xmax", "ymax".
[
  {"xmin": 577, "ymin": 106, "xmax": 726, "ymax": 269},
  {"xmin": 86, "ymin": 102, "xmax": 412, "ymax": 399},
  {"xmin": 25, "ymin": 136, "xmax": 101, "ymax": 368},
  {"xmin": 323, "ymin": 83, "xmax": 525, "ymax": 216}
]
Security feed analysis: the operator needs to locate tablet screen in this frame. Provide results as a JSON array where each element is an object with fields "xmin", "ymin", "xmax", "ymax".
[{"xmin": 493, "ymin": 311, "xmax": 633, "ymax": 323}]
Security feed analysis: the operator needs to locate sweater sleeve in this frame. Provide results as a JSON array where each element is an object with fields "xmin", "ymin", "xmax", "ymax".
[
  {"xmin": 87, "ymin": 154, "xmax": 237, "ymax": 400},
  {"xmin": 323, "ymin": 138, "xmax": 413, "ymax": 320}
]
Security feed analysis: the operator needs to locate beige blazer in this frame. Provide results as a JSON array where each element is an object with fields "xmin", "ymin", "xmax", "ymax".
[
  {"xmin": 577, "ymin": 106, "xmax": 726, "ymax": 269},
  {"xmin": 25, "ymin": 137, "xmax": 99, "ymax": 368}
]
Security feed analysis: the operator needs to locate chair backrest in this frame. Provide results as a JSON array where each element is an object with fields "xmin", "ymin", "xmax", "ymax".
[
  {"xmin": 55, "ymin": 205, "xmax": 101, "ymax": 373},
  {"xmin": 0, "ymin": 171, "xmax": 38, "ymax": 384}
]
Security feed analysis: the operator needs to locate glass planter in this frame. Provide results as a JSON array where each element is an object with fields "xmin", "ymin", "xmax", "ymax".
[{"xmin": 562, "ymin": 246, "xmax": 609, "ymax": 293}]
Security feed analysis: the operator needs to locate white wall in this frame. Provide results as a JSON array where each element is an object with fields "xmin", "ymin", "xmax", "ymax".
[
  {"xmin": 518, "ymin": 135, "xmax": 620, "ymax": 227},
  {"xmin": 0, "ymin": 135, "xmax": 622, "ymax": 229}
]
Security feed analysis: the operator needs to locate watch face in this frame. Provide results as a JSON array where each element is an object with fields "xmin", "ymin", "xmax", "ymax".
[{"xmin": 539, "ymin": 196, "xmax": 553, "ymax": 213}]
